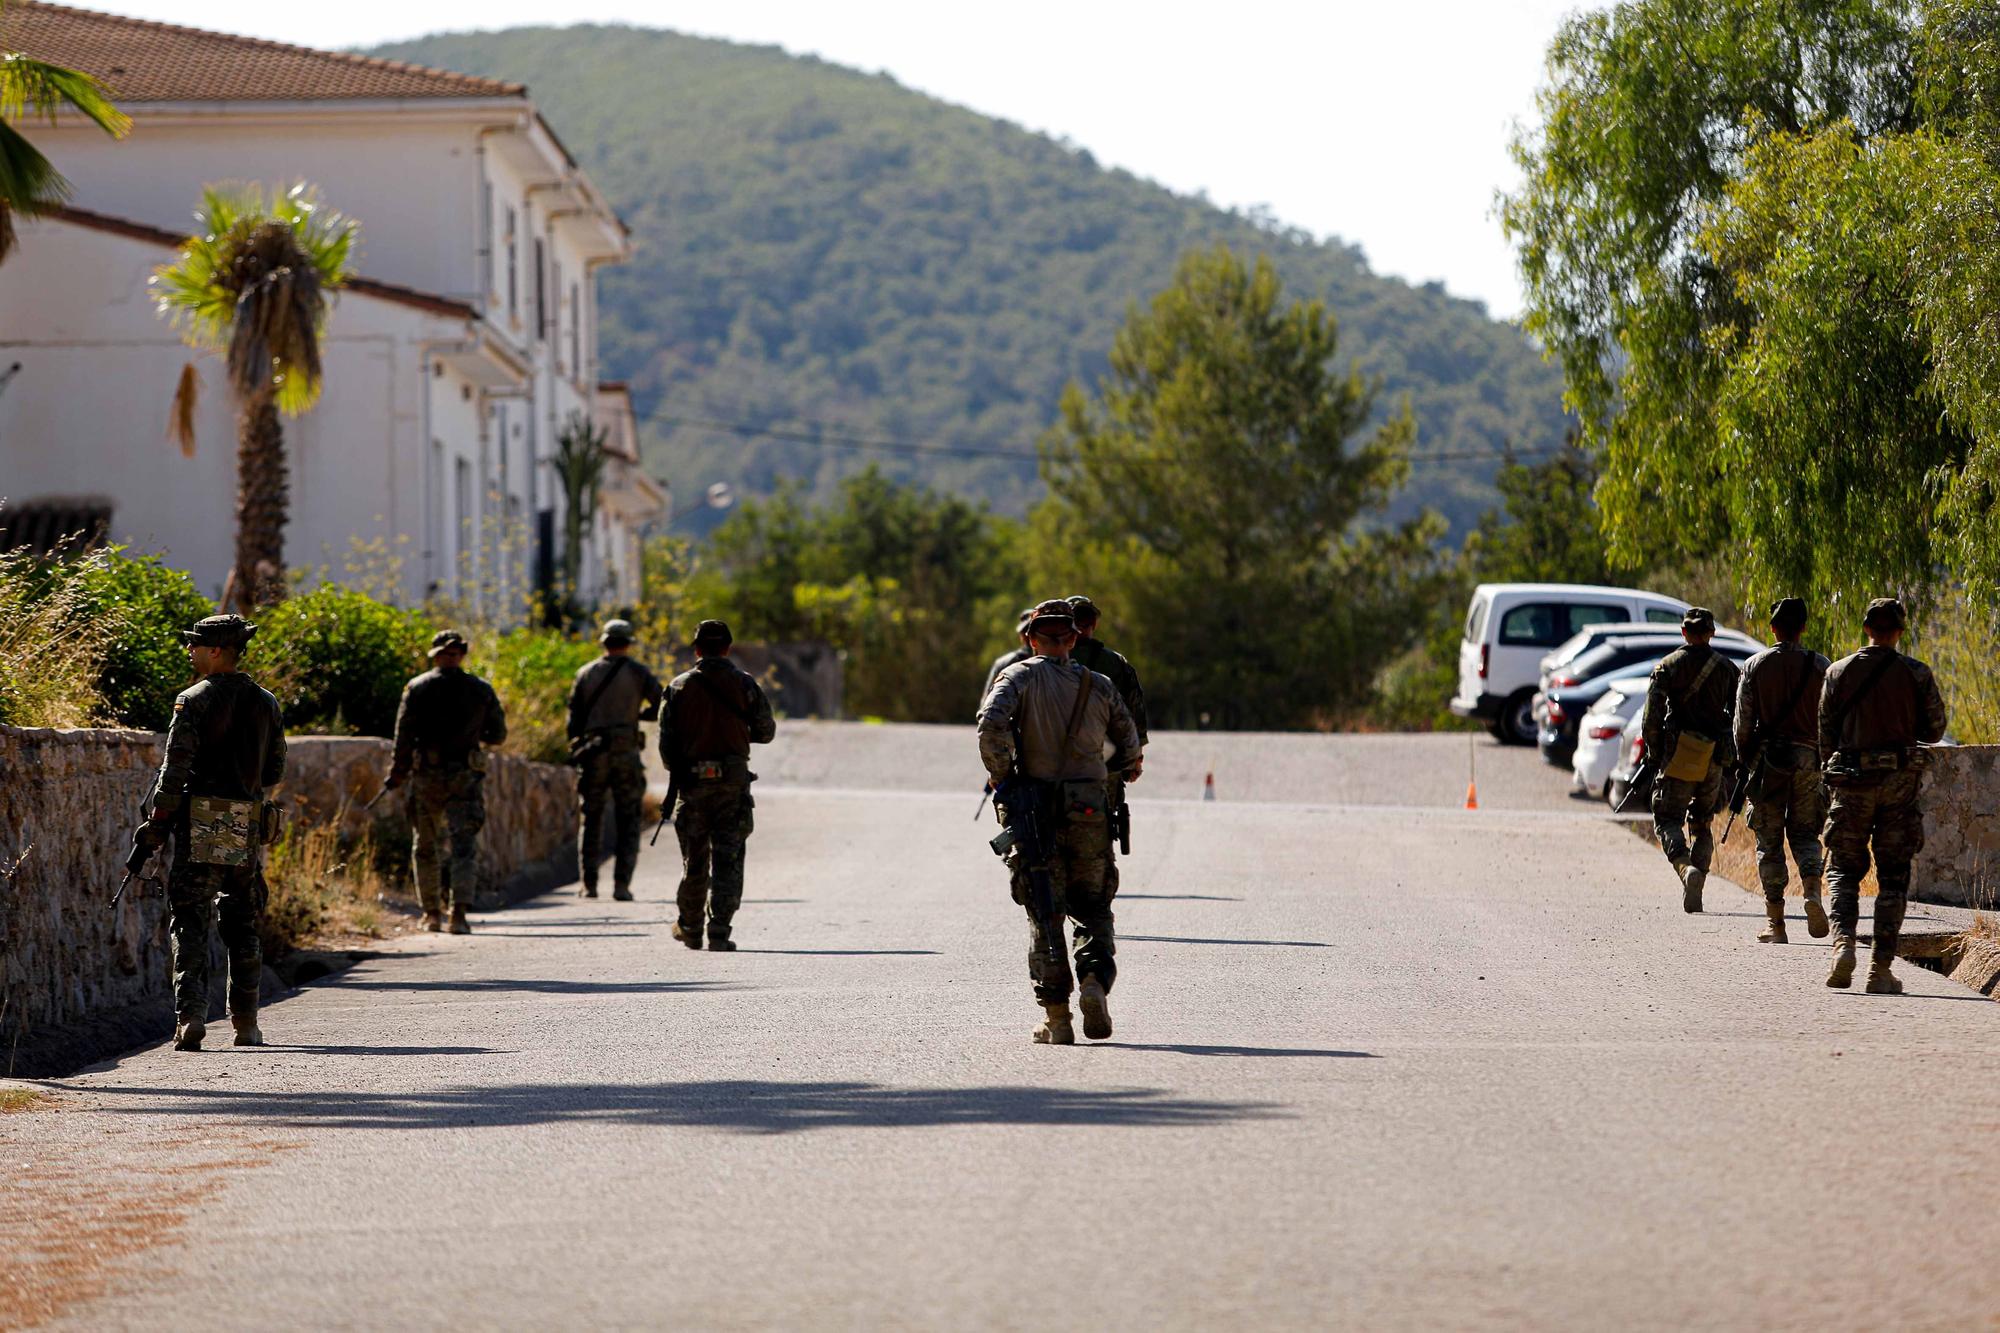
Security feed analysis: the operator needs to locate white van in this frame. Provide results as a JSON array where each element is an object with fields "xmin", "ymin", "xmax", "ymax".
[{"xmin": 1450, "ymin": 583, "xmax": 1691, "ymax": 744}]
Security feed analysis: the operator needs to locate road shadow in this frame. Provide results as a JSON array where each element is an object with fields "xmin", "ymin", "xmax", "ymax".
[
  {"xmin": 259, "ymin": 1045, "xmax": 510, "ymax": 1057},
  {"xmin": 741, "ymin": 898, "xmax": 808, "ymax": 904},
  {"xmin": 1123, "ymin": 934, "xmax": 1330, "ymax": 948},
  {"xmin": 732, "ymin": 949, "xmax": 940, "ymax": 957},
  {"xmin": 314, "ymin": 978, "xmax": 739, "ymax": 996},
  {"xmin": 1118, "ymin": 894, "xmax": 1243, "ymax": 902},
  {"xmin": 1098, "ymin": 1043, "xmax": 1375, "ymax": 1059},
  {"xmin": 470, "ymin": 931, "xmax": 652, "ymax": 939},
  {"xmin": 83, "ymin": 1079, "xmax": 1282, "ymax": 1134}
]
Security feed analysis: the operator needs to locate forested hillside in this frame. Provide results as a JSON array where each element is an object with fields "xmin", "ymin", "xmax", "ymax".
[{"xmin": 370, "ymin": 25, "xmax": 1569, "ymax": 531}]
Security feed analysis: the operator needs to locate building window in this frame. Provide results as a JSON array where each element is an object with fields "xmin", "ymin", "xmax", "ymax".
[
  {"xmin": 550, "ymin": 259, "xmax": 563, "ymax": 368},
  {"xmin": 505, "ymin": 207, "xmax": 519, "ymax": 318},
  {"xmin": 0, "ymin": 497, "xmax": 111, "ymax": 554},
  {"xmin": 569, "ymin": 283, "xmax": 580, "ymax": 377},
  {"xmin": 533, "ymin": 238, "xmax": 547, "ymax": 340}
]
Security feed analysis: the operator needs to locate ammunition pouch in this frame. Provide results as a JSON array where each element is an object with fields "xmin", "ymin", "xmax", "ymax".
[
  {"xmin": 186, "ymin": 795, "xmax": 260, "ymax": 867},
  {"xmin": 1060, "ymin": 779, "xmax": 1109, "ymax": 824},
  {"xmin": 259, "ymin": 801, "xmax": 286, "ymax": 847},
  {"xmin": 1663, "ymin": 730, "xmax": 1718, "ymax": 782},
  {"xmin": 568, "ymin": 732, "xmax": 609, "ymax": 765}
]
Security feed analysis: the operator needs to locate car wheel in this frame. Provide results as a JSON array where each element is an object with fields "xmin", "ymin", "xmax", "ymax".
[
  {"xmin": 1499, "ymin": 691, "xmax": 1537, "ymax": 746},
  {"xmin": 1486, "ymin": 719, "xmax": 1510, "ymax": 742}
]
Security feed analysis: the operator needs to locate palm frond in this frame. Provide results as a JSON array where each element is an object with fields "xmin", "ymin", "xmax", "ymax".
[
  {"xmin": 0, "ymin": 54, "xmax": 130, "ymax": 136},
  {"xmin": 0, "ymin": 115, "xmax": 65, "ymax": 218},
  {"xmin": 168, "ymin": 361, "xmax": 200, "ymax": 458}
]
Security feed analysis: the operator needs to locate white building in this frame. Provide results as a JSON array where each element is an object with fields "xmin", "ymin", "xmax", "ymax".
[{"xmin": 0, "ymin": 1, "xmax": 664, "ymax": 613}]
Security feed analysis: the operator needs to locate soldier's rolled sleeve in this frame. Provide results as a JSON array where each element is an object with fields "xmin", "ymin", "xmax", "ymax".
[
  {"xmin": 977, "ymin": 670, "xmax": 1023, "ymax": 783},
  {"xmin": 388, "ymin": 683, "xmax": 418, "ymax": 783},
  {"xmin": 747, "ymin": 680, "xmax": 777, "ymax": 745},
  {"xmin": 150, "ymin": 691, "xmax": 202, "ymax": 814},
  {"xmin": 1917, "ymin": 664, "xmax": 1948, "ymax": 744}
]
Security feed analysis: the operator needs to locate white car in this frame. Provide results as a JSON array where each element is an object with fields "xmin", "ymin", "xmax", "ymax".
[
  {"xmin": 1450, "ymin": 582, "xmax": 1690, "ymax": 745},
  {"xmin": 1570, "ymin": 675, "xmax": 1652, "ymax": 800}
]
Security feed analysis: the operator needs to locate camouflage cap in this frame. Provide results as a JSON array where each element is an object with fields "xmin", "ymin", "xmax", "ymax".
[
  {"xmin": 600, "ymin": 618, "xmax": 636, "ymax": 646},
  {"xmin": 693, "ymin": 619, "xmax": 733, "ymax": 649},
  {"xmin": 428, "ymin": 629, "xmax": 469, "ymax": 658},
  {"xmin": 1066, "ymin": 594, "xmax": 1101, "ymax": 623},
  {"xmin": 1863, "ymin": 597, "xmax": 1907, "ymax": 632},
  {"xmin": 1027, "ymin": 598, "xmax": 1077, "ymax": 635},
  {"xmin": 180, "ymin": 614, "xmax": 257, "ymax": 648},
  {"xmin": 1769, "ymin": 597, "xmax": 1809, "ymax": 634},
  {"xmin": 1681, "ymin": 607, "xmax": 1716, "ymax": 633}
]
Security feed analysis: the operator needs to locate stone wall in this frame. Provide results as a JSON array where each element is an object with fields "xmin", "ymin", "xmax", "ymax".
[
  {"xmin": 1914, "ymin": 745, "xmax": 2000, "ymax": 911},
  {"xmin": 0, "ymin": 726, "xmax": 577, "ymax": 1064}
]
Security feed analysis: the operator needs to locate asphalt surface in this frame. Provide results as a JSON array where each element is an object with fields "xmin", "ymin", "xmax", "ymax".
[{"xmin": 6, "ymin": 728, "xmax": 1999, "ymax": 1330}]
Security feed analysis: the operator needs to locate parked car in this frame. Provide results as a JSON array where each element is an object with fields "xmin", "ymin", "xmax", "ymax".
[
  {"xmin": 1451, "ymin": 583, "xmax": 1690, "ymax": 745},
  {"xmin": 1539, "ymin": 638, "xmax": 1761, "ymax": 766},
  {"xmin": 1570, "ymin": 675, "xmax": 1652, "ymax": 800},
  {"xmin": 1539, "ymin": 623, "xmax": 1762, "ymax": 700},
  {"xmin": 1608, "ymin": 711, "xmax": 1653, "ymax": 813}
]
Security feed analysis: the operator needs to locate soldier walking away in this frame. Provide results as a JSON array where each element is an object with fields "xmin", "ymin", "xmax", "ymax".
[
  {"xmin": 385, "ymin": 630, "xmax": 508, "ymax": 934},
  {"xmin": 130, "ymin": 615, "xmax": 286, "ymax": 1052},
  {"xmin": 568, "ymin": 618, "xmax": 663, "ymax": 901},
  {"xmin": 981, "ymin": 607, "xmax": 1035, "ymax": 704},
  {"xmin": 658, "ymin": 620, "xmax": 775, "ymax": 950},
  {"xmin": 1067, "ymin": 594, "xmax": 1148, "ymax": 893},
  {"xmin": 1818, "ymin": 598, "xmax": 1948, "ymax": 994},
  {"xmin": 1732, "ymin": 598, "xmax": 1831, "ymax": 944},
  {"xmin": 1642, "ymin": 607, "xmax": 1739, "ymax": 913},
  {"xmin": 977, "ymin": 599, "xmax": 1143, "ymax": 1045}
]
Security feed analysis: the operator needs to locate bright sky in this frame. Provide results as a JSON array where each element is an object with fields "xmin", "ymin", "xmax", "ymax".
[{"xmin": 74, "ymin": 0, "xmax": 1605, "ymax": 318}]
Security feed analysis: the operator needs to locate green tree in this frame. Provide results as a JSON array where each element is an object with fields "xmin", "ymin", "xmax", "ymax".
[
  {"xmin": 551, "ymin": 411, "xmax": 609, "ymax": 618},
  {"xmin": 0, "ymin": 0, "xmax": 129, "ymax": 262},
  {"xmin": 151, "ymin": 184, "xmax": 357, "ymax": 609},
  {"xmin": 1037, "ymin": 245, "xmax": 1444, "ymax": 728},
  {"xmin": 1463, "ymin": 439, "xmax": 1617, "ymax": 587}
]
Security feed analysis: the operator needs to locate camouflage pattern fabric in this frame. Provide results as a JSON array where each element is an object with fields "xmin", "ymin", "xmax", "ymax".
[
  {"xmin": 167, "ymin": 856, "xmax": 264, "ymax": 1021},
  {"xmin": 1746, "ymin": 764, "xmax": 1828, "ymax": 900},
  {"xmin": 1006, "ymin": 806, "xmax": 1116, "ymax": 1004},
  {"xmin": 578, "ymin": 750, "xmax": 648, "ymax": 891},
  {"xmin": 1652, "ymin": 761, "xmax": 1725, "ymax": 871},
  {"xmin": 186, "ymin": 795, "xmax": 259, "ymax": 866},
  {"xmin": 1824, "ymin": 766, "xmax": 1924, "ymax": 958},
  {"xmin": 409, "ymin": 766, "xmax": 486, "ymax": 913},
  {"xmin": 675, "ymin": 781, "xmax": 754, "ymax": 937}
]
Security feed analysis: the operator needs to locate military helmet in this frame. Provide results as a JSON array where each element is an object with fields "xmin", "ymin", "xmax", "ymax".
[
  {"xmin": 1680, "ymin": 607, "xmax": 1716, "ymax": 633},
  {"xmin": 428, "ymin": 629, "xmax": 469, "ymax": 658},
  {"xmin": 1863, "ymin": 597, "xmax": 1906, "ymax": 632},
  {"xmin": 600, "ymin": 618, "xmax": 636, "ymax": 646},
  {"xmin": 693, "ymin": 619, "xmax": 733, "ymax": 649},
  {"xmin": 180, "ymin": 614, "xmax": 257, "ymax": 649},
  {"xmin": 1026, "ymin": 599, "xmax": 1077, "ymax": 635}
]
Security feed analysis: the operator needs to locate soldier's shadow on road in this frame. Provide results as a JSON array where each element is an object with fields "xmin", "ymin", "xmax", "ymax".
[
  {"xmin": 83, "ymin": 1079, "xmax": 1286, "ymax": 1133},
  {"xmin": 1123, "ymin": 934, "xmax": 1330, "ymax": 948},
  {"xmin": 1096, "ymin": 1043, "xmax": 1375, "ymax": 1059},
  {"xmin": 313, "ymin": 978, "xmax": 742, "ymax": 995},
  {"xmin": 732, "ymin": 949, "xmax": 940, "ymax": 956},
  {"xmin": 1117, "ymin": 894, "xmax": 1244, "ymax": 902}
]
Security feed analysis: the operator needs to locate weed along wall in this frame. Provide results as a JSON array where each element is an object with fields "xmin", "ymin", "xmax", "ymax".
[
  {"xmin": 1913, "ymin": 745, "xmax": 2000, "ymax": 911},
  {"xmin": 0, "ymin": 725, "xmax": 578, "ymax": 1070}
]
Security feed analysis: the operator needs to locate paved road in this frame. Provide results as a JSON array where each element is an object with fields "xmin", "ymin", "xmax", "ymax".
[{"xmin": 6, "ymin": 730, "xmax": 1998, "ymax": 1329}]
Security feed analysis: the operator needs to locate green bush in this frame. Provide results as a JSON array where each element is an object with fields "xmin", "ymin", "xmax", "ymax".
[
  {"xmin": 482, "ymin": 626, "xmax": 600, "ymax": 763},
  {"xmin": 250, "ymin": 586, "xmax": 434, "ymax": 737},
  {"xmin": 66, "ymin": 549, "xmax": 214, "ymax": 730}
]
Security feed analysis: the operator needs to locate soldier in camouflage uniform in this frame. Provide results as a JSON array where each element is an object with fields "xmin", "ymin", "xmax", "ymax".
[
  {"xmin": 1818, "ymin": 598, "xmax": 1948, "ymax": 994},
  {"xmin": 1641, "ymin": 607, "xmax": 1739, "ymax": 913},
  {"xmin": 1731, "ymin": 598, "xmax": 1831, "ymax": 944},
  {"xmin": 978, "ymin": 599, "xmax": 1143, "ymax": 1045},
  {"xmin": 658, "ymin": 620, "xmax": 776, "ymax": 950},
  {"xmin": 385, "ymin": 630, "xmax": 508, "ymax": 934},
  {"xmin": 131, "ymin": 614, "xmax": 286, "ymax": 1052},
  {"xmin": 567, "ymin": 618, "xmax": 663, "ymax": 901},
  {"xmin": 1067, "ymin": 594, "xmax": 1148, "ymax": 892}
]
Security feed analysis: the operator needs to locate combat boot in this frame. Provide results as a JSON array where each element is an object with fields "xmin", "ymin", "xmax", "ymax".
[
  {"xmin": 672, "ymin": 922, "xmax": 703, "ymax": 950},
  {"xmin": 707, "ymin": 928, "xmax": 736, "ymax": 952},
  {"xmin": 1077, "ymin": 976, "xmax": 1113, "ymax": 1040},
  {"xmin": 231, "ymin": 1007, "xmax": 264, "ymax": 1047},
  {"xmin": 1826, "ymin": 936, "xmax": 1857, "ymax": 989},
  {"xmin": 1801, "ymin": 877, "xmax": 1830, "ymax": 938},
  {"xmin": 448, "ymin": 906, "xmax": 472, "ymax": 935},
  {"xmin": 1757, "ymin": 899, "xmax": 1787, "ymax": 944},
  {"xmin": 421, "ymin": 909, "xmax": 443, "ymax": 933},
  {"xmin": 1865, "ymin": 961, "xmax": 1903, "ymax": 995},
  {"xmin": 172, "ymin": 1016, "xmax": 205, "ymax": 1052},
  {"xmin": 1681, "ymin": 865, "xmax": 1706, "ymax": 914},
  {"xmin": 1033, "ymin": 1004, "xmax": 1075, "ymax": 1045},
  {"xmin": 579, "ymin": 881, "xmax": 599, "ymax": 899},
  {"xmin": 612, "ymin": 884, "xmax": 633, "ymax": 902}
]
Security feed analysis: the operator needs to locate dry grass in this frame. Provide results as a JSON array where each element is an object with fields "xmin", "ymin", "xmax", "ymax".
[
  {"xmin": 1706, "ymin": 829, "xmax": 1879, "ymax": 899},
  {"xmin": 0, "ymin": 1088, "xmax": 56, "ymax": 1113},
  {"xmin": 261, "ymin": 819, "xmax": 410, "ymax": 957},
  {"xmin": 0, "ymin": 546, "xmax": 113, "ymax": 728}
]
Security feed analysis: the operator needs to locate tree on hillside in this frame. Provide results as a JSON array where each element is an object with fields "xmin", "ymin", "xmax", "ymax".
[
  {"xmin": 1463, "ymin": 438, "xmax": 1618, "ymax": 587},
  {"xmin": 152, "ymin": 183, "xmax": 356, "ymax": 610},
  {"xmin": 1037, "ymin": 246, "xmax": 1449, "ymax": 729},
  {"xmin": 0, "ymin": 0, "xmax": 130, "ymax": 262}
]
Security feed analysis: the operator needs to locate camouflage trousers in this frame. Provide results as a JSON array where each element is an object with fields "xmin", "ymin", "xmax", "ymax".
[
  {"xmin": 1824, "ymin": 766, "xmax": 1924, "ymax": 959},
  {"xmin": 409, "ymin": 766, "xmax": 486, "ymax": 914},
  {"xmin": 1006, "ymin": 814, "xmax": 1116, "ymax": 1005},
  {"xmin": 675, "ymin": 781, "xmax": 754, "ymax": 937},
  {"xmin": 577, "ymin": 749, "xmax": 647, "ymax": 891},
  {"xmin": 166, "ymin": 856, "xmax": 264, "ymax": 1021},
  {"xmin": 1652, "ymin": 760, "xmax": 1725, "ymax": 871},
  {"xmin": 1746, "ymin": 761, "xmax": 1828, "ymax": 900}
]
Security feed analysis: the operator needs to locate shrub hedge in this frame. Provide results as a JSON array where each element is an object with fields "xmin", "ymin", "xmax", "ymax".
[{"xmin": 250, "ymin": 585, "xmax": 435, "ymax": 737}]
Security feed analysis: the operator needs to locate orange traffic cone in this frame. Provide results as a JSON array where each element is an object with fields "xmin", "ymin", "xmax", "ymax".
[
  {"xmin": 1203, "ymin": 772, "xmax": 1216, "ymax": 802},
  {"xmin": 1464, "ymin": 779, "xmax": 1479, "ymax": 810}
]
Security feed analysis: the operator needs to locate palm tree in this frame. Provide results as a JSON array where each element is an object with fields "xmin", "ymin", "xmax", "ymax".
[
  {"xmin": 0, "ymin": 0, "xmax": 132, "ymax": 262},
  {"xmin": 152, "ymin": 183, "xmax": 357, "ymax": 609},
  {"xmin": 552, "ymin": 411, "xmax": 609, "ymax": 618}
]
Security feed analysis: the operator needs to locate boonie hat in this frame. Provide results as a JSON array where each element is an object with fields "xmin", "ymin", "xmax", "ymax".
[
  {"xmin": 428, "ymin": 629, "xmax": 469, "ymax": 658},
  {"xmin": 1681, "ymin": 607, "xmax": 1716, "ymax": 632},
  {"xmin": 1769, "ymin": 597, "xmax": 1808, "ymax": 634},
  {"xmin": 1027, "ymin": 599, "xmax": 1076, "ymax": 635},
  {"xmin": 600, "ymin": 618, "xmax": 636, "ymax": 646},
  {"xmin": 1863, "ymin": 597, "xmax": 1906, "ymax": 632},
  {"xmin": 694, "ymin": 619, "xmax": 733, "ymax": 649},
  {"xmin": 1066, "ymin": 594, "xmax": 1100, "ymax": 623},
  {"xmin": 180, "ymin": 614, "xmax": 257, "ymax": 648}
]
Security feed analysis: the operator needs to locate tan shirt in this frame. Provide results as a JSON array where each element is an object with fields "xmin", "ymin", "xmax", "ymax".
[{"xmin": 977, "ymin": 655, "xmax": 1140, "ymax": 784}]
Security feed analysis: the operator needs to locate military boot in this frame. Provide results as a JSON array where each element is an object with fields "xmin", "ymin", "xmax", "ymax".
[
  {"xmin": 231, "ymin": 1006, "xmax": 265, "ymax": 1047},
  {"xmin": 1681, "ymin": 865, "xmax": 1706, "ymax": 914},
  {"xmin": 1033, "ymin": 1004, "xmax": 1075, "ymax": 1045},
  {"xmin": 448, "ymin": 906, "xmax": 472, "ymax": 935},
  {"xmin": 1826, "ymin": 936, "xmax": 1857, "ymax": 989},
  {"xmin": 579, "ymin": 881, "xmax": 599, "ymax": 899},
  {"xmin": 672, "ymin": 921, "xmax": 703, "ymax": 950},
  {"xmin": 1865, "ymin": 962, "xmax": 1904, "ymax": 995},
  {"xmin": 172, "ymin": 1016, "xmax": 205, "ymax": 1052},
  {"xmin": 421, "ymin": 909, "xmax": 443, "ymax": 933},
  {"xmin": 1757, "ymin": 898, "xmax": 1788, "ymax": 944},
  {"xmin": 707, "ymin": 928, "xmax": 736, "ymax": 952},
  {"xmin": 1801, "ymin": 877, "xmax": 1830, "ymax": 938},
  {"xmin": 1077, "ymin": 976, "xmax": 1113, "ymax": 1040},
  {"xmin": 612, "ymin": 884, "xmax": 633, "ymax": 902},
  {"xmin": 1866, "ymin": 900, "xmax": 1906, "ymax": 995}
]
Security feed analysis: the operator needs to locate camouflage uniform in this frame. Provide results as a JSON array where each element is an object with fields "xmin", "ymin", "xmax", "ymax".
[
  {"xmin": 389, "ymin": 635, "xmax": 507, "ymax": 923},
  {"xmin": 1818, "ymin": 618, "xmax": 1948, "ymax": 986},
  {"xmin": 658, "ymin": 624, "xmax": 776, "ymax": 947},
  {"xmin": 567, "ymin": 631, "xmax": 664, "ymax": 897},
  {"xmin": 1641, "ymin": 621, "xmax": 1739, "ymax": 905},
  {"xmin": 977, "ymin": 642, "xmax": 1142, "ymax": 1014},
  {"xmin": 1070, "ymin": 605, "xmax": 1148, "ymax": 895},
  {"xmin": 1733, "ymin": 639, "xmax": 1831, "ymax": 902},
  {"xmin": 141, "ymin": 616, "xmax": 286, "ymax": 1043}
]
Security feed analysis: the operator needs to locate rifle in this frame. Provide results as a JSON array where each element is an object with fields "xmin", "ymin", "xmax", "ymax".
[
  {"xmin": 1112, "ymin": 797, "xmax": 1131, "ymax": 856},
  {"xmin": 649, "ymin": 770, "xmax": 680, "ymax": 847},
  {"xmin": 974, "ymin": 781, "xmax": 992, "ymax": 822},
  {"xmin": 1612, "ymin": 757, "xmax": 1657, "ymax": 815},
  {"xmin": 113, "ymin": 824, "xmax": 166, "ymax": 907},
  {"xmin": 1721, "ymin": 752, "xmax": 1755, "ymax": 844},
  {"xmin": 361, "ymin": 780, "xmax": 395, "ymax": 814},
  {"xmin": 989, "ymin": 778, "xmax": 1070, "ymax": 990}
]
